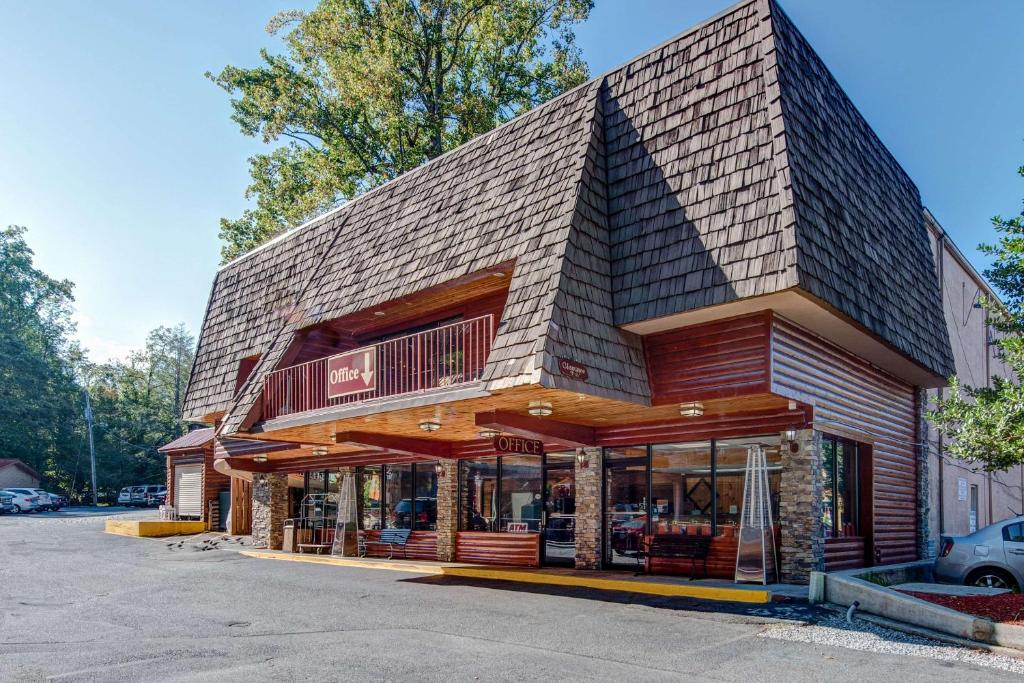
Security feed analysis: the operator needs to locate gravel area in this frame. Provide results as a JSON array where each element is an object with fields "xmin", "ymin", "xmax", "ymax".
[{"xmin": 760, "ymin": 613, "xmax": 1024, "ymax": 674}]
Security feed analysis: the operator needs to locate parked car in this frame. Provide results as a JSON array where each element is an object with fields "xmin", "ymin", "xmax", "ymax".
[
  {"xmin": 127, "ymin": 485, "xmax": 149, "ymax": 507},
  {"xmin": 1, "ymin": 489, "xmax": 42, "ymax": 513},
  {"xmin": 117, "ymin": 487, "xmax": 133, "ymax": 506},
  {"xmin": 934, "ymin": 516, "xmax": 1024, "ymax": 591},
  {"xmin": 145, "ymin": 487, "xmax": 167, "ymax": 507},
  {"xmin": 31, "ymin": 489, "xmax": 56, "ymax": 511},
  {"xmin": 0, "ymin": 491, "xmax": 14, "ymax": 515},
  {"xmin": 50, "ymin": 493, "xmax": 69, "ymax": 508}
]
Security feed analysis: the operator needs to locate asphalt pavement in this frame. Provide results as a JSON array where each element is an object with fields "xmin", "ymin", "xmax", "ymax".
[{"xmin": 0, "ymin": 508, "xmax": 1021, "ymax": 681}]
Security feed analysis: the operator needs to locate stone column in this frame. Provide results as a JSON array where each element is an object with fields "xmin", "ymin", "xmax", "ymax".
[
  {"xmin": 252, "ymin": 472, "xmax": 288, "ymax": 550},
  {"xmin": 436, "ymin": 459, "xmax": 459, "ymax": 562},
  {"xmin": 575, "ymin": 447, "xmax": 602, "ymax": 570},
  {"xmin": 777, "ymin": 429, "xmax": 823, "ymax": 583},
  {"xmin": 915, "ymin": 387, "xmax": 934, "ymax": 560}
]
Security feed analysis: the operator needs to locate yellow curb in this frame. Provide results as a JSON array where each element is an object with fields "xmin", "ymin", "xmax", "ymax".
[
  {"xmin": 104, "ymin": 520, "xmax": 207, "ymax": 537},
  {"xmin": 442, "ymin": 567, "xmax": 771, "ymax": 603},
  {"xmin": 239, "ymin": 550, "xmax": 446, "ymax": 574},
  {"xmin": 238, "ymin": 550, "xmax": 770, "ymax": 603}
]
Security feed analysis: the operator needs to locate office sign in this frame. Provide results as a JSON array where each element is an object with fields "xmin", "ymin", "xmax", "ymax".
[
  {"xmin": 327, "ymin": 348, "xmax": 376, "ymax": 398},
  {"xmin": 493, "ymin": 435, "xmax": 544, "ymax": 456},
  {"xmin": 557, "ymin": 358, "xmax": 589, "ymax": 382}
]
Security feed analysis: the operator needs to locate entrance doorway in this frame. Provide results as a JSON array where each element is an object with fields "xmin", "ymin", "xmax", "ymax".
[{"xmin": 542, "ymin": 453, "xmax": 576, "ymax": 566}]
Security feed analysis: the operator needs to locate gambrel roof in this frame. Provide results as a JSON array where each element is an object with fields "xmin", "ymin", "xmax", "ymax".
[{"xmin": 183, "ymin": 0, "xmax": 953, "ymax": 428}]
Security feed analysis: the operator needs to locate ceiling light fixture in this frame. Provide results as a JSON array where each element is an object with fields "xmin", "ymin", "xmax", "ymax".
[
  {"xmin": 679, "ymin": 401, "xmax": 704, "ymax": 418},
  {"xmin": 478, "ymin": 428, "xmax": 500, "ymax": 440},
  {"xmin": 419, "ymin": 419, "xmax": 442, "ymax": 432},
  {"xmin": 527, "ymin": 401, "xmax": 553, "ymax": 417},
  {"xmin": 374, "ymin": 311, "xmax": 386, "ymax": 317},
  {"xmin": 312, "ymin": 446, "xmax": 328, "ymax": 456},
  {"xmin": 253, "ymin": 454, "xmax": 268, "ymax": 463}
]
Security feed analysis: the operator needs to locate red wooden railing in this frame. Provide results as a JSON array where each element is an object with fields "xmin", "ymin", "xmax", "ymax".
[{"xmin": 262, "ymin": 314, "xmax": 494, "ymax": 420}]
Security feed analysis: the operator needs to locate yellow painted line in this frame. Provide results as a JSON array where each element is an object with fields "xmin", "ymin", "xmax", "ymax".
[
  {"xmin": 442, "ymin": 567, "xmax": 772, "ymax": 604},
  {"xmin": 238, "ymin": 550, "xmax": 770, "ymax": 603},
  {"xmin": 239, "ymin": 550, "xmax": 446, "ymax": 574}
]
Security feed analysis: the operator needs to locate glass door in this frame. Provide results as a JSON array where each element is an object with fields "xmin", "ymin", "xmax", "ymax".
[
  {"xmin": 542, "ymin": 459, "xmax": 576, "ymax": 566},
  {"xmin": 604, "ymin": 450, "xmax": 649, "ymax": 569}
]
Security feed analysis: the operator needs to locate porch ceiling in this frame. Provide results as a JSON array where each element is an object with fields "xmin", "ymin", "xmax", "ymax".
[{"xmin": 231, "ymin": 384, "xmax": 802, "ymax": 458}]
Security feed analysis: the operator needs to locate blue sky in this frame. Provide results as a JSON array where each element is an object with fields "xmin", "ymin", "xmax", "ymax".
[{"xmin": 1, "ymin": 0, "xmax": 1021, "ymax": 362}]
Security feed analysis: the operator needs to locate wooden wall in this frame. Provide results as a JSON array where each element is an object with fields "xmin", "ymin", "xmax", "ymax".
[
  {"xmin": 644, "ymin": 312, "xmax": 771, "ymax": 404},
  {"xmin": 771, "ymin": 316, "xmax": 918, "ymax": 565},
  {"xmin": 455, "ymin": 532, "xmax": 541, "ymax": 567},
  {"xmin": 362, "ymin": 530, "xmax": 438, "ymax": 560},
  {"xmin": 203, "ymin": 444, "xmax": 231, "ymax": 529}
]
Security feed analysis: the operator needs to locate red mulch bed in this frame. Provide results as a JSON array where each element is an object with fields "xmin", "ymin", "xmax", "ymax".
[{"xmin": 901, "ymin": 590, "xmax": 1024, "ymax": 625}]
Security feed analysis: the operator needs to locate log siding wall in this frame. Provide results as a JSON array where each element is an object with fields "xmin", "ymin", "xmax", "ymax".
[{"xmin": 771, "ymin": 316, "xmax": 919, "ymax": 565}]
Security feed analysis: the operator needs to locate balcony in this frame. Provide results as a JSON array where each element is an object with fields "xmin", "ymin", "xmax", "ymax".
[{"xmin": 261, "ymin": 314, "xmax": 495, "ymax": 421}]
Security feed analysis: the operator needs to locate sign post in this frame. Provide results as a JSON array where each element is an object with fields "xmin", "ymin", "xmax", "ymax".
[{"xmin": 327, "ymin": 348, "xmax": 377, "ymax": 399}]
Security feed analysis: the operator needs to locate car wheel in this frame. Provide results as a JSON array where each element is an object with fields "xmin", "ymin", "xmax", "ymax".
[
  {"xmin": 12, "ymin": 505, "xmax": 21, "ymax": 514},
  {"xmin": 967, "ymin": 567, "xmax": 1019, "ymax": 591}
]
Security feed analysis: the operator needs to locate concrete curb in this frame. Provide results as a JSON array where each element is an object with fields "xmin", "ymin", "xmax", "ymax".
[
  {"xmin": 104, "ymin": 520, "xmax": 206, "ymax": 537},
  {"xmin": 821, "ymin": 561, "xmax": 1024, "ymax": 650}
]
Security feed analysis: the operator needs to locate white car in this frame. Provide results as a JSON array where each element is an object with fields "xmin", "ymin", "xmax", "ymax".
[
  {"xmin": 30, "ymin": 489, "xmax": 54, "ymax": 511},
  {"xmin": 1, "ymin": 488, "xmax": 41, "ymax": 513},
  {"xmin": 117, "ymin": 487, "xmax": 133, "ymax": 506}
]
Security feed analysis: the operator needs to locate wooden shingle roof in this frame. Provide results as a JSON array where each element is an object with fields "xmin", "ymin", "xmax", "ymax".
[{"xmin": 184, "ymin": 0, "xmax": 953, "ymax": 428}]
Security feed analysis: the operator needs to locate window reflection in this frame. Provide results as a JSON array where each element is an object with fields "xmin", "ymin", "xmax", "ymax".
[
  {"xmin": 361, "ymin": 466, "xmax": 382, "ymax": 530},
  {"xmin": 499, "ymin": 455, "xmax": 542, "ymax": 532},
  {"xmin": 715, "ymin": 437, "xmax": 781, "ymax": 531},
  {"xmin": 604, "ymin": 447, "xmax": 648, "ymax": 568},
  {"xmin": 650, "ymin": 442, "xmax": 712, "ymax": 535},
  {"xmin": 384, "ymin": 464, "xmax": 412, "ymax": 529},
  {"xmin": 460, "ymin": 459, "xmax": 498, "ymax": 531}
]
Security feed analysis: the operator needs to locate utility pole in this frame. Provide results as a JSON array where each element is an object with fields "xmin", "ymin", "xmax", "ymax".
[{"xmin": 84, "ymin": 390, "xmax": 98, "ymax": 507}]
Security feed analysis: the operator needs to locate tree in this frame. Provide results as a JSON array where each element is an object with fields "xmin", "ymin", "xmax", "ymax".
[
  {"xmin": 0, "ymin": 226, "xmax": 85, "ymax": 491},
  {"xmin": 930, "ymin": 165, "xmax": 1024, "ymax": 471},
  {"xmin": 85, "ymin": 325, "xmax": 195, "ymax": 493},
  {"xmin": 210, "ymin": 0, "xmax": 593, "ymax": 262}
]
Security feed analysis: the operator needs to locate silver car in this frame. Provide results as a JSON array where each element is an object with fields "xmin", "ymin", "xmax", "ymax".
[{"xmin": 934, "ymin": 515, "xmax": 1024, "ymax": 590}]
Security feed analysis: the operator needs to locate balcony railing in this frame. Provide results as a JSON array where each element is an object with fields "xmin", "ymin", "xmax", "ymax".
[{"xmin": 262, "ymin": 314, "xmax": 494, "ymax": 421}]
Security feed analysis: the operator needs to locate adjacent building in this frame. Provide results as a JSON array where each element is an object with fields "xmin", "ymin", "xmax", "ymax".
[
  {"xmin": 178, "ymin": 0, "xmax": 964, "ymax": 582},
  {"xmin": 0, "ymin": 459, "xmax": 41, "ymax": 490}
]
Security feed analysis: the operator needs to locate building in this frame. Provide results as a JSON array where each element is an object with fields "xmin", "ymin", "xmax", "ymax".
[
  {"xmin": 925, "ymin": 210, "xmax": 1024, "ymax": 541},
  {"xmin": 180, "ymin": 0, "xmax": 958, "ymax": 582},
  {"xmin": 0, "ymin": 459, "xmax": 41, "ymax": 490}
]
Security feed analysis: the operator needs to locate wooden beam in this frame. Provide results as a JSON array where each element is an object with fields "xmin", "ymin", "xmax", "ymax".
[
  {"xmin": 334, "ymin": 431, "xmax": 451, "ymax": 458},
  {"xmin": 474, "ymin": 411, "xmax": 596, "ymax": 448}
]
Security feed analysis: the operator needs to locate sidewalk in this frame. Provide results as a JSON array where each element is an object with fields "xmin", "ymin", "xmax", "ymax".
[{"xmin": 239, "ymin": 549, "xmax": 805, "ymax": 604}]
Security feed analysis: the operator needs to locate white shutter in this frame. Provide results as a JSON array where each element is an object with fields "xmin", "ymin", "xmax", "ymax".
[{"xmin": 175, "ymin": 465, "xmax": 203, "ymax": 518}]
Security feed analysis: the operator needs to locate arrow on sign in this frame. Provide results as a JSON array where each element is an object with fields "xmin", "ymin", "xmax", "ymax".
[{"xmin": 362, "ymin": 351, "xmax": 375, "ymax": 386}]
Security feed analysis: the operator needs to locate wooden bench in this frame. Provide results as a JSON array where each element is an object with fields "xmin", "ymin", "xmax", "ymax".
[
  {"xmin": 641, "ymin": 534, "xmax": 713, "ymax": 578},
  {"xmin": 297, "ymin": 543, "xmax": 332, "ymax": 555},
  {"xmin": 362, "ymin": 528, "xmax": 412, "ymax": 559}
]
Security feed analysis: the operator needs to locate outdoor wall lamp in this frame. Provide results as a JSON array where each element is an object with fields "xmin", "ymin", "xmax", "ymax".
[
  {"xmin": 253, "ymin": 454, "xmax": 268, "ymax": 463},
  {"xmin": 527, "ymin": 400, "xmax": 553, "ymax": 417},
  {"xmin": 575, "ymin": 449, "xmax": 589, "ymax": 468},
  {"xmin": 418, "ymin": 419, "xmax": 442, "ymax": 432},
  {"xmin": 678, "ymin": 401, "xmax": 704, "ymax": 417},
  {"xmin": 784, "ymin": 429, "xmax": 798, "ymax": 442},
  {"xmin": 434, "ymin": 463, "xmax": 446, "ymax": 478},
  {"xmin": 478, "ymin": 428, "xmax": 500, "ymax": 439}
]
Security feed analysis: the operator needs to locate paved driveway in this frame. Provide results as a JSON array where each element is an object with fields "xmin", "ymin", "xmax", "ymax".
[{"xmin": 0, "ymin": 511, "xmax": 1020, "ymax": 681}]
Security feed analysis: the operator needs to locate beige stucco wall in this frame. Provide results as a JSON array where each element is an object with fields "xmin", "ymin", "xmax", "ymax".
[
  {"xmin": 0, "ymin": 465, "xmax": 40, "ymax": 489},
  {"xmin": 925, "ymin": 213, "xmax": 1024, "ymax": 546}
]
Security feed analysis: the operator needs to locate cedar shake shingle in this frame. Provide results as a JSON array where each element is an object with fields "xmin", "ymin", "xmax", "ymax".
[{"xmin": 185, "ymin": 0, "xmax": 953, "ymax": 428}]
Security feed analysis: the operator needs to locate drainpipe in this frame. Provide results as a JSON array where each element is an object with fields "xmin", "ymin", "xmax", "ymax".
[{"xmin": 936, "ymin": 233, "xmax": 946, "ymax": 534}]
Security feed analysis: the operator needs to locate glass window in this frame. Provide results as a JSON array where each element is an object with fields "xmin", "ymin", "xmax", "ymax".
[
  {"xmin": 460, "ymin": 459, "xmax": 498, "ymax": 531},
  {"xmin": 820, "ymin": 435, "xmax": 859, "ymax": 537},
  {"xmin": 360, "ymin": 466, "xmax": 382, "ymax": 530},
  {"xmin": 384, "ymin": 464, "xmax": 412, "ymax": 529},
  {"xmin": 499, "ymin": 455, "xmax": 542, "ymax": 532},
  {"xmin": 1004, "ymin": 523, "xmax": 1024, "ymax": 543},
  {"xmin": 604, "ymin": 447, "xmax": 648, "ymax": 568},
  {"xmin": 715, "ymin": 437, "xmax": 782, "ymax": 533},
  {"xmin": 650, "ymin": 442, "xmax": 712, "ymax": 536},
  {"xmin": 413, "ymin": 463, "xmax": 438, "ymax": 530}
]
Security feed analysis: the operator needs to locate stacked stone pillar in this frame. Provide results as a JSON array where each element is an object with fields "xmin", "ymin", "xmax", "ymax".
[
  {"xmin": 436, "ymin": 459, "xmax": 459, "ymax": 562},
  {"xmin": 252, "ymin": 472, "xmax": 288, "ymax": 550},
  {"xmin": 574, "ymin": 447, "xmax": 602, "ymax": 569},
  {"xmin": 777, "ymin": 429, "xmax": 824, "ymax": 583},
  {"xmin": 915, "ymin": 387, "xmax": 934, "ymax": 560}
]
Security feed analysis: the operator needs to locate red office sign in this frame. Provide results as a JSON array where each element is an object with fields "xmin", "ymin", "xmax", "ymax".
[
  {"xmin": 327, "ymin": 348, "xmax": 376, "ymax": 398},
  {"xmin": 493, "ymin": 435, "xmax": 544, "ymax": 456},
  {"xmin": 557, "ymin": 358, "xmax": 589, "ymax": 382}
]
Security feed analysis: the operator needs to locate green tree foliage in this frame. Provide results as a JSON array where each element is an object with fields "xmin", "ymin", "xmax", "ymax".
[
  {"xmin": 85, "ymin": 325, "xmax": 195, "ymax": 493},
  {"xmin": 931, "ymin": 165, "xmax": 1024, "ymax": 471},
  {"xmin": 210, "ymin": 0, "xmax": 593, "ymax": 262},
  {"xmin": 0, "ymin": 225, "xmax": 84, "ymax": 491}
]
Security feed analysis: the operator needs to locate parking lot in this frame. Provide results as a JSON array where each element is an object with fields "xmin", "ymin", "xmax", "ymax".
[{"xmin": 1, "ymin": 509, "xmax": 1022, "ymax": 681}]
